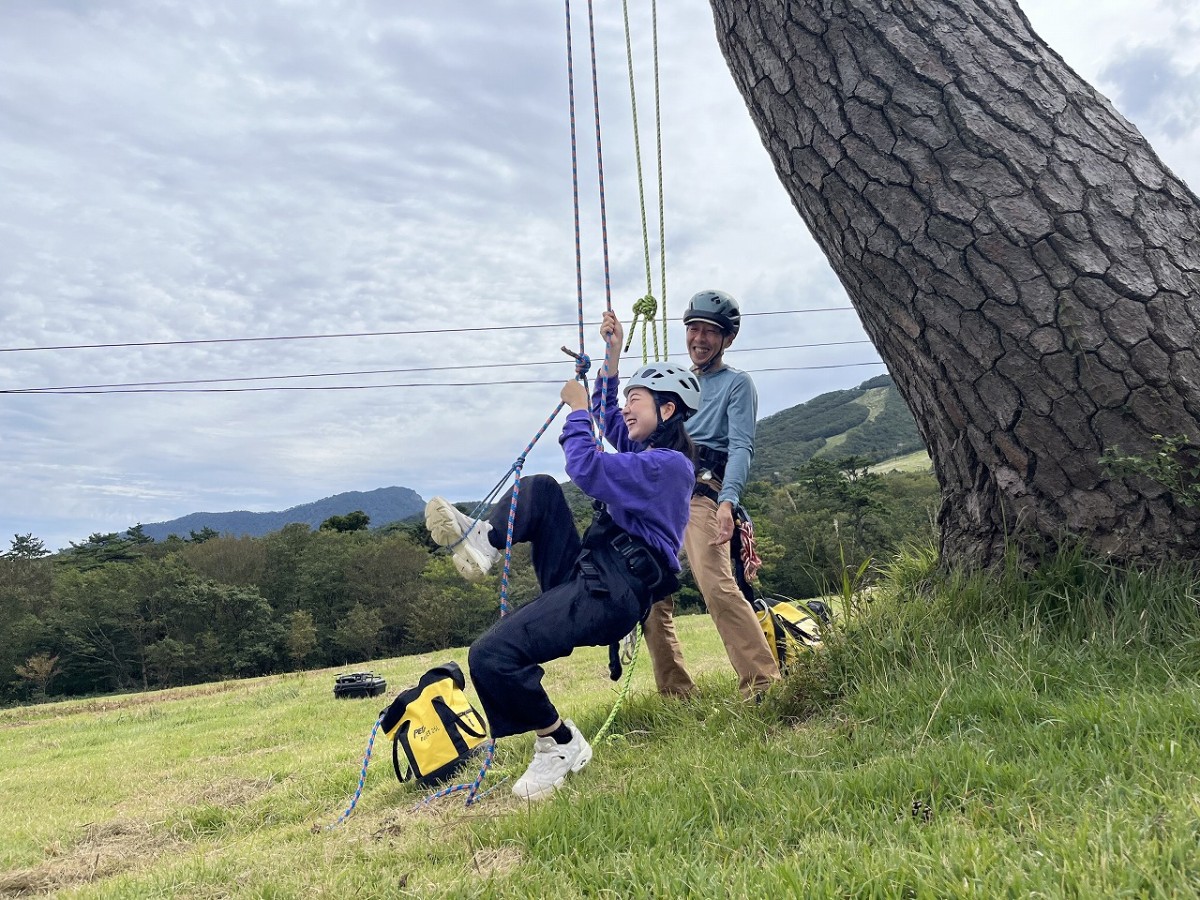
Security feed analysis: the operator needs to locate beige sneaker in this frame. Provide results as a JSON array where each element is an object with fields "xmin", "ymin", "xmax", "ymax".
[{"xmin": 425, "ymin": 497, "xmax": 500, "ymax": 582}]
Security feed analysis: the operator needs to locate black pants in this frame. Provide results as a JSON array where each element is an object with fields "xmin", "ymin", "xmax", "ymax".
[{"xmin": 468, "ymin": 475, "xmax": 646, "ymax": 739}]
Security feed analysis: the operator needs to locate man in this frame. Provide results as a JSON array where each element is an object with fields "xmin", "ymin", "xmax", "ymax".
[{"xmin": 642, "ymin": 289, "xmax": 781, "ymax": 699}]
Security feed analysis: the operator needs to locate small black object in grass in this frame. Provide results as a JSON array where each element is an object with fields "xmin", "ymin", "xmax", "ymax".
[{"xmin": 333, "ymin": 672, "xmax": 388, "ymax": 699}]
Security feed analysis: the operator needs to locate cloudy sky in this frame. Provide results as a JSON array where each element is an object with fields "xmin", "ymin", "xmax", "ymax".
[{"xmin": 2, "ymin": 1, "xmax": 1198, "ymax": 552}]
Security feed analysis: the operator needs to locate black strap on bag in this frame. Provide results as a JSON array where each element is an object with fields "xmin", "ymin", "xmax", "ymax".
[{"xmin": 389, "ymin": 695, "xmax": 488, "ymax": 785}]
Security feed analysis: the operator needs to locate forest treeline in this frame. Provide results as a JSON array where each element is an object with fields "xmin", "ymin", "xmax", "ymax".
[{"xmin": 0, "ymin": 456, "xmax": 937, "ymax": 704}]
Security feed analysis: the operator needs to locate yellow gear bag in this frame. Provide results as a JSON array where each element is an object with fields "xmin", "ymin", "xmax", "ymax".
[
  {"xmin": 379, "ymin": 661, "xmax": 488, "ymax": 787},
  {"xmin": 752, "ymin": 595, "xmax": 829, "ymax": 675}
]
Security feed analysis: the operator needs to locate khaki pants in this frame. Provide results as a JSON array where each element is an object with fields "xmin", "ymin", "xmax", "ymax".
[{"xmin": 644, "ymin": 489, "xmax": 780, "ymax": 698}]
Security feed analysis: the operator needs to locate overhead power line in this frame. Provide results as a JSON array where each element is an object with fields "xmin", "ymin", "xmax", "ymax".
[
  {"xmin": 0, "ymin": 307, "xmax": 856, "ymax": 354},
  {"xmin": 4, "ymin": 339, "xmax": 874, "ymax": 394},
  {"xmin": 3, "ymin": 360, "xmax": 886, "ymax": 395}
]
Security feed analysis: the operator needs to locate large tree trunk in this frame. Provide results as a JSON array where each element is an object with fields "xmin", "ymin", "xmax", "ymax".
[{"xmin": 710, "ymin": 0, "xmax": 1200, "ymax": 567}]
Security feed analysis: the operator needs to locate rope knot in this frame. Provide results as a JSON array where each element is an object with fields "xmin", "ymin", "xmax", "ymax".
[
  {"xmin": 574, "ymin": 352, "xmax": 591, "ymax": 378},
  {"xmin": 626, "ymin": 294, "xmax": 662, "ymax": 358},
  {"xmin": 632, "ymin": 294, "xmax": 658, "ymax": 318}
]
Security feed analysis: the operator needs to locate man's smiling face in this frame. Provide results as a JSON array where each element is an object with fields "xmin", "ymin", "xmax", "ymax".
[{"xmin": 686, "ymin": 320, "xmax": 730, "ymax": 369}]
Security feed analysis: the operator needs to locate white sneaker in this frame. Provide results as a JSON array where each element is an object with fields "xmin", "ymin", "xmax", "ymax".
[
  {"xmin": 512, "ymin": 720, "xmax": 593, "ymax": 801},
  {"xmin": 425, "ymin": 497, "xmax": 500, "ymax": 582}
]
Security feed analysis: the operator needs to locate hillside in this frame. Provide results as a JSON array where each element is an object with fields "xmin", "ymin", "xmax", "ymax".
[
  {"xmin": 751, "ymin": 374, "xmax": 927, "ymax": 478},
  {"xmin": 138, "ymin": 486, "xmax": 425, "ymax": 541},
  {"xmin": 133, "ymin": 377, "xmax": 925, "ymax": 542}
]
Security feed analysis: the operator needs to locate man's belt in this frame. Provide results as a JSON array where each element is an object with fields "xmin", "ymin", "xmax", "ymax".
[{"xmin": 695, "ymin": 444, "xmax": 728, "ymax": 481}]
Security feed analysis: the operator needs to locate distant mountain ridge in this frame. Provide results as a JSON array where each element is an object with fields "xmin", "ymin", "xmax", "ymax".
[
  {"xmin": 136, "ymin": 377, "xmax": 926, "ymax": 541},
  {"xmin": 138, "ymin": 486, "xmax": 425, "ymax": 541}
]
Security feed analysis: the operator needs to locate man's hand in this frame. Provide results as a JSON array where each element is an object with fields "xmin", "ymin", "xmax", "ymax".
[
  {"xmin": 560, "ymin": 379, "xmax": 589, "ymax": 411},
  {"xmin": 711, "ymin": 501, "xmax": 735, "ymax": 546}
]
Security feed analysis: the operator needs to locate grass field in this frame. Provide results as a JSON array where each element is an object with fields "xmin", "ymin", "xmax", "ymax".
[
  {"xmin": 1, "ymin": 617, "xmax": 736, "ymax": 898},
  {"xmin": 6, "ymin": 553, "xmax": 1200, "ymax": 898}
]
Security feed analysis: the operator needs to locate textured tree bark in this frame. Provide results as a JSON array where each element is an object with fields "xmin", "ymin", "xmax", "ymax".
[{"xmin": 709, "ymin": 0, "xmax": 1200, "ymax": 567}]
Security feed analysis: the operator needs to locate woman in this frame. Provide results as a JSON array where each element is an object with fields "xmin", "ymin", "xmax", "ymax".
[{"xmin": 425, "ymin": 311, "xmax": 699, "ymax": 800}]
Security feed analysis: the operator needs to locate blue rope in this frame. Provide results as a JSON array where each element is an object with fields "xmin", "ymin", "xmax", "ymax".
[
  {"xmin": 565, "ymin": 0, "xmax": 586, "ymax": 368},
  {"xmin": 463, "ymin": 738, "xmax": 499, "ymax": 807},
  {"xmin": 413, "ymin": 0, "xmax": 618, "ymax": 814},
  {"xmin": 585, "ymin": 0, "xmax": 613, "ymax": 318},
  {"xmin": 323, "ymin": 713, "xmax": 382, "ymax": 830}
]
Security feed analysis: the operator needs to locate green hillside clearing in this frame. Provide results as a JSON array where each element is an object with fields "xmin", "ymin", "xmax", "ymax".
[
  {"xmin": 751, "ymin": 375, "xmax": 926, "ymax": 478},
  {"xmin": 874, "ymin": 449, "xmax": 934, "ymax": 473}
]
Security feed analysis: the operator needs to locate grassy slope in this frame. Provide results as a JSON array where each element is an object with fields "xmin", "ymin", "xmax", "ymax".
[
  {"xmin": 5, "ymin": 563, "xmax": 1200, "ymax": 898},
  {"xmin": 874, "ymin": 449, "xmax": 933, "ymax": 473},
  {"xmin": 824, "ymin": 386, "xmax": 890, "ymax": 456}
]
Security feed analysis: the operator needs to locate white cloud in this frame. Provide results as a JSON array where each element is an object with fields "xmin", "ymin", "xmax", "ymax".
[{"xmin": 1, "ymin": 0, "xmax": 1196, "ymax": 551}]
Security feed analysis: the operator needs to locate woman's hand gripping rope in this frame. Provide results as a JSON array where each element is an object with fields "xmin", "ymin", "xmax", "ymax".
[
  {"xmin": 561, "ymin": 311, "xmax": 624, "ymax": 414},
  {"xmin": 601, "ymin": 310, "xmax": 624, "ymax": 378},
  {"xmin": 560, "ymin": 380, "xmax": 589, "ymax": 411}
]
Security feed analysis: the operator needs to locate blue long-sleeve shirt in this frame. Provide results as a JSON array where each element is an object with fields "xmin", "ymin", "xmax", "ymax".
[
  {"xmin": 686, "ymin": 364, "xmax": 757, "ymax": 507},
  {"xmin": 557, "ymin": 376, "xmax": 693, "ymax": 571}
]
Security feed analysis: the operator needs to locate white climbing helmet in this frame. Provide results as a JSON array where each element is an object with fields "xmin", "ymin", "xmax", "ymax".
[{"xmin": 623, "ymin": 362, "xmax": 702, "ymax": 417}]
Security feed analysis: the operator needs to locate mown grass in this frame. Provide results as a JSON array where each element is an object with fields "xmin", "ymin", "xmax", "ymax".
[
  {"xmin": 6, "ymin": 546, "xmax": 1200, "ymax": 897},
  {"xmin": 872, "ymin": 450, "xmax": 933, "ymax": 474}
]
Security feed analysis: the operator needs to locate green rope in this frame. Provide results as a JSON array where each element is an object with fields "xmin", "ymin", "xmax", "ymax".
[
  {"xmin": 650, "ymin": 0, "xmax": 667, "ymax": 358},
  {"xmin": 621, "ymin": 0, "xmax": 653, "ymax": 307},
  {"xmin": 625, "ymin": 293, "xmax": 661, "ymax": 364},
  {"xmin": 590, "ymin": 0, "xmax": 665, "ymax": 752},
  {"xmin": 592, "ymin": 623, "xmax": 642, "ymax": 744},
  {"xmin": 621, "ymin": 0, "xmax": 667, "ymax": 363}
]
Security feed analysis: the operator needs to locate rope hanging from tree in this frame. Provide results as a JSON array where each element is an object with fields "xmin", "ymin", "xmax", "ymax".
[
  {"xmin": 620, "ymin": 0, "xmax": 668, "ymax": 365},
  {"xmin": 329, "ymin": 0, "xmax": 669, "ymax": 820},
  {"xmin": 420, "ymin": 0, "xmax": 622, "ymax": 810}
]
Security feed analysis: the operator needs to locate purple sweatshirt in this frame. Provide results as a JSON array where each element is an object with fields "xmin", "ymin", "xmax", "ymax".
[{"xmin": 558, "ymin": 376, "xmax": 694, "ymax": 571}]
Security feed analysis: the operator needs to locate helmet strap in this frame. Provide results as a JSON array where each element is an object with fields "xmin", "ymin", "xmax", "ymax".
[
  {"xmin": 646, "ymin": 395, "xmax": 677, "ymax": 447},
  {"xmin": 697, "ymin": 344, "xmax": 726, "ymax": 375}
]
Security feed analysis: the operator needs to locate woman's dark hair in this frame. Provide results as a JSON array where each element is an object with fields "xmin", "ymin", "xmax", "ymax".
[{"xmin": 647, "ymin": 391, "xmax": 697, "ymax": 463}]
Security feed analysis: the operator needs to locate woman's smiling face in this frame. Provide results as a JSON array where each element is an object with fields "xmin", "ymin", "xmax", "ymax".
[{"xmin": 623, "ymin": 386, "xmax": 668, "ymax": 443}]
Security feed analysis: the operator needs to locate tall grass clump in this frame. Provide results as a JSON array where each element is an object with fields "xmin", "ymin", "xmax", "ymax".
[{"xmin": 782, "ymin": 538, "xmax": 1200, "ymax": 718}]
